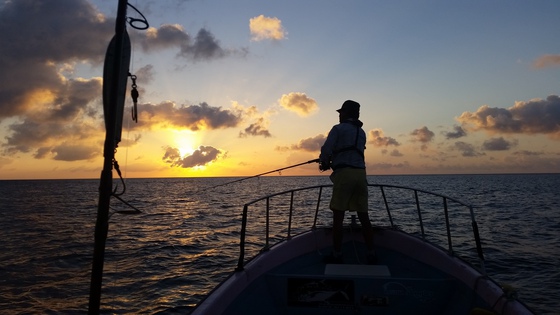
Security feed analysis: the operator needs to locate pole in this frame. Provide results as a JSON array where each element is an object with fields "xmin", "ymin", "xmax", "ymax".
[
  {"xmin": 88, "ymin": 1, "xmax": 128, "ymax": 313},
  {"xmin": 207, "ymin": 158, "xmax": 320, "ymax": 190}
]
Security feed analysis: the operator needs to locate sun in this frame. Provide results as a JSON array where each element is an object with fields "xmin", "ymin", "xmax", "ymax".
[{"xmin": 173, "ymin": 129, "xmax": 198, "ymax": 157}]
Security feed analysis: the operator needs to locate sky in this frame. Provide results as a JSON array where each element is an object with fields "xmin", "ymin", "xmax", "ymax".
[{"xmin": 1, "ymin": 0, "xmax": 560, "ymax": 180}]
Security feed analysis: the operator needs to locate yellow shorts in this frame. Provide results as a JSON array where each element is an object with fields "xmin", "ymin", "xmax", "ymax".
[{"xmin": 329, "ymin": 168, "xmax": 368, "ymax": 212}]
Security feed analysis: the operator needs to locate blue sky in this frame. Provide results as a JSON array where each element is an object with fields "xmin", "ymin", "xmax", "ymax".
[{"xmin": 1, "ymin": 0, "xmax": 560, "ymax": 179}]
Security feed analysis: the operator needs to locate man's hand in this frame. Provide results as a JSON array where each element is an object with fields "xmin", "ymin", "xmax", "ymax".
[{"xmin": 319, "ymin": 161, "xmax": 331, "ymax": 171}]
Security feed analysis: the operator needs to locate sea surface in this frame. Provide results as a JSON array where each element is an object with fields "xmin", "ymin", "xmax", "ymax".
[{"xmin": 0, "ymin": 174, "xmax": 558, "ymax": 314}]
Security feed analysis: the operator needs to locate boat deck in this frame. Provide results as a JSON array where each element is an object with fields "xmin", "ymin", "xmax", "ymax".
[{"xmin": 221, "ymin": 228, "xmax": 488, "ymax": 315}]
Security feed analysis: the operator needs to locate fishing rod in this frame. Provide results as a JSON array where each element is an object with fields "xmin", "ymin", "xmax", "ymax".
[
  {"xmin": 207, "ymin": 158, "xmax": 320, "ymax": 190},
  {"xmin": 89, "ymin": 1, "xmax": 148, "ymax": 314}
]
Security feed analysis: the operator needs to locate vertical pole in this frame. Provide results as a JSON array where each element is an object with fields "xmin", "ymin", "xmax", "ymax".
[
  {"xmin": 414, "ymin": 190, "xmax": 425, "ymax": 239},
  {"xmin": 236, "ymin": 205, "xmax": 249, "ymax": 271},
  {"xmin": 287, "ymin": 191, "xmax": 294, "ymax": 239},
  {"xmin": 88, "ymin": 1, "xmax": 128, "ymax": 313},
  {"xmin": 443, "ymin": 197, "xmax": 453, "ymax": 255}
]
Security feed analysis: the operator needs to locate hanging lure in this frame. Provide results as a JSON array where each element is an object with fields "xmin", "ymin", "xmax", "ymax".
[{"xmin": 130, "ymin": 74, "xmax": 139, "ymax": 123}]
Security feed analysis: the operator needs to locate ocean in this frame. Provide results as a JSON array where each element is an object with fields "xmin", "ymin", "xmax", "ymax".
[{"xmin": 0, "ymin": 174, "xmax": 558, "ymax": 314}]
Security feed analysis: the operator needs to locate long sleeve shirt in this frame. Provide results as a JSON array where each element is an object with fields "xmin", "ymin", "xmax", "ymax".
[{"xmin": 320, "ymin": 119, "xmax": 366, "ymax": 170}]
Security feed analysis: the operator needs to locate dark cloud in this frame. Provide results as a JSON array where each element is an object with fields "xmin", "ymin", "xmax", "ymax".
[
  {"xmin": 278, "ymin": 134, "xmax": 326, "ymax": 152},
  {"xmin": 368, "ymin": 129, "xmax": 400, "ymax": 147},
  {"xmin": 389, "ymin": 149, "xmax": 403, "ymax": 157},
  {"xmin": 138, "ymin": 25, "xmax": 244, "ymax": 61},
  {"xmin": 4, "ymin": 118, "xmax": 101, "ymax": 158},
  {"xmin": 135, "ymin": 101, "xmax": 241, "ymax": 131},
  {"xmin": 185, "ymin": 28, "xmax": 226, "ymax": 60},
  {"xmin": 239, "ymin": 118, "xmax": 272, "ymax": 138},
  {"xmin": 382, "ymin": 149, "xmax": 404, "ymax": 157},
  {"xmin": 410, "ymin": 126, "xmax": 434, "ymax": 152},
  {"xmin": 51, "ymin": 144, "xmax": 99, "ymax": 161},
  {"xmin": 457, "ymin": 95, "xmax": 560, "ymax": 138},
  {"xmin": 482, "ymin": 137, "xmax": 517, "ymax": 151},
  {"xmin": 512, "ymin": 150, "xmax": 543, "ymax": 156},
  {"xmin": 134, "ymin": 65, "xmax": 155, "ymax": 84},
  {"xmin": 48, "ymin": 78, "xmax": 102, "ymax": 121},
  {"xmin": 452, "ymin": 141, "xmax": 483, "ymax": 157},
  {"xmin": 411, "ymin": 126, "xmax": 434, "ymax": 143},
  {"xmin": 0, "ymin": 0, "xmax": 112, "ymax": 118},
  {"xmin": 3, "ymin": 78, "xmax": 102, "ymax": 159},
  {"xmin": 0, "ymin": 0, "xmax": 111, "ymax": 162},
  {"xmin": 445, "ymin": 125, "xmax": 467, "ymax": 139},
  {"xmin": 163, "ymin": 145, "xmax": 222, "ymax": 168},
  {"xmin": 139, "ymin": 24, "xmax": 190, "ymax": 52}
]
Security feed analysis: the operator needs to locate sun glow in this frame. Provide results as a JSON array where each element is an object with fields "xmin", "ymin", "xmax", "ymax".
[{"xmin": 173, "ymin": 129, "xmax": 198, "ymax": 157}]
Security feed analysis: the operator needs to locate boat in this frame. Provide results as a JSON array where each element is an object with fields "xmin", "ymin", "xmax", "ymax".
[{"xmin": 190, "ymin": 183, "xmax": 534, "ymax": 315}]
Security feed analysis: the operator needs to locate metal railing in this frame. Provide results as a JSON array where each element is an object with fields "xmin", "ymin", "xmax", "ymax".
[{"xmin": 236, "ymin": 184, "xmax": 485, "ymax": 272}]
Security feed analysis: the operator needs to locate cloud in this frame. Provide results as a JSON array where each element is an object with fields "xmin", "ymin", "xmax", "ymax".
[
  {"xmin": 294, "ymin": 134, "xmax": 326, "ymax": 152},
  {"xmin": 135, "ymin": 101, "xmax": 242, "ymax": 131},
  {"xmin": 278, "ymin": 92, "xmax": 318, "ymax": 116},
  {"xmin": 134, "ymin": 65, "xmax": 155, "ymax": 84},
  {"xmin": 137, "ymin": 24, "xmax": 246, "ymax": 61},
  {"xmin": 410, "ymin": 126, "xmax": 434, "ymax": 151},
  {"xmin": 249, "ymin": 15, "xmax": 286, "ymax": 41},
  {"xmin": 180, "ymin": 28, "xmax": 226, "ymax": 60},
  {"xmin": 0, "ymin": 0, "xmax": 111, "ymax": 119},
  {"xmin": 51, "ymin": 144, "xmax": 100, "ymax": 161},
  {"xmin": 368, "ymin": 161, "xmax": 410, "ymax": 171},
  {"xmin": 382, "ymin": 149, "xmax": 404, "ymax": 157},
  {"xmin": 482, "ymin": 137, "xmax": 517, "ymax": 151},
  {"xmin": 533, "ymin": 54, "xmax": 560, "ymax": 69},
  {"xmin": 277, "ymin": 134, "xmax": 326, "ymax": 152},
  {"xmin": 4, "ymin": 116, "xmax": 102, "ymax": 158},
  {"xmin": 512, "ymin": 150, "xmax": 543, "ymax": 156},
  {"xmin": 444, "ymin": 125, "xmax": 467, "ymax": 139},
  {"xmin": 457, "ymin": 95, "xmax": 560, "ymax": 138},
  {"xmin": 2, "ymin": 78, "xmax": 103, "ymax": 159},
  {"xmin": 140, "ymin": 24, "xmax": 189, "ymax": 51},
  {"xmin": 163, "ymin": 145, "xmax": 222, "ymax": 168},
  {"xmin": 451, "ymin": 141, "xmax": 483, "ymax": 157},
  {"xmin": 368, "ymin": 129, "xmax": 400, "ymax": 147},
  {"xmin": 239, "ymin": 117, "xmax": 272, "ymax": 138},
  {"xmin": 119, "ymin": 134, "xmax": 142, "ymax": 148},
  {"xmin": 411, "ymin": 126, "xmax": 435, "ymax": 143}
]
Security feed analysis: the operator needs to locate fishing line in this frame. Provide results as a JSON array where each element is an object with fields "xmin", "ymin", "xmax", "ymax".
[
  {"xmin": 120, "ymin": 0, "xmax": 144, "ymax": 179},
  {"xmin": 205, "ymin": 158, "xmax": 320, "ymax": 190}
]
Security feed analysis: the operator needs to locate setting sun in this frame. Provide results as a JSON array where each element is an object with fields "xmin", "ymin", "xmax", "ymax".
[{"xmin": 174, "ymin": 130, "xmax": 198, "ymax": 157}]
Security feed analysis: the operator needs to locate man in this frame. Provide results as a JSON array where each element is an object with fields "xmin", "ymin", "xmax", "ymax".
[{"xmin": 319, "ymin": 100, "xmax": 376, "ymax": 264}]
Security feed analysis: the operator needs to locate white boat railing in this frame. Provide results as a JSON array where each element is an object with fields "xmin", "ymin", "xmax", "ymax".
[{"xmin": 236, "ymin": 184, "xmax": 485, "ymax": 273}]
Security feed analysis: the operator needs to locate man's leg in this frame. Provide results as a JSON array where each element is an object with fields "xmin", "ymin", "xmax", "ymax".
[
  {"xmin": 332, "ymin": 210, "xmax": 345, "ymax": 253},
  {"xmin": 357, "ymin": 212, "xmax": 374, "ymax": 251},
  {"xmin": 357, "ymin": 211, "xmax": 377, "ymax": 264}
]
